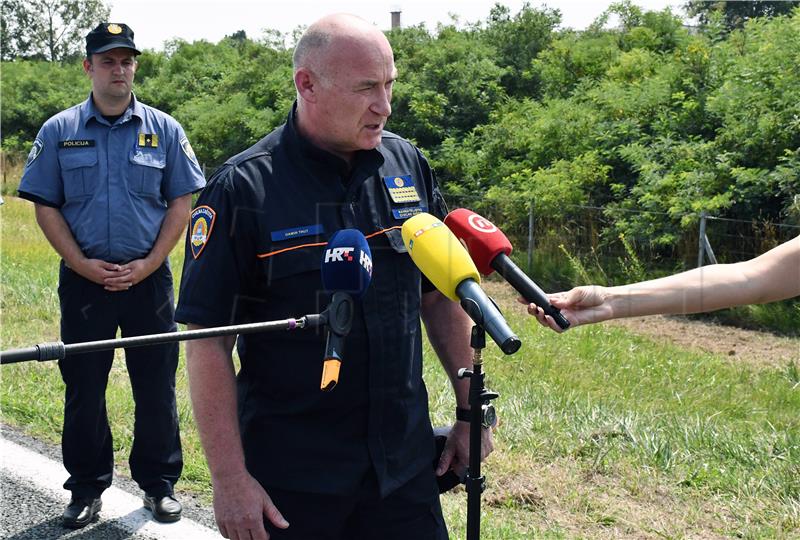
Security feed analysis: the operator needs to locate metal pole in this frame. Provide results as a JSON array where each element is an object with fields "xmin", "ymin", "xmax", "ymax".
[
  {"xmin": 697, "ymin": 211, "xmax": 708, "ymax": 268},
  {"xmin": 1, "ymin": 315, "xmax": 322, "ymax": 364},
  {"xmin": 527, "ymin": 202, "xmax": 534, "ymax": 275}
]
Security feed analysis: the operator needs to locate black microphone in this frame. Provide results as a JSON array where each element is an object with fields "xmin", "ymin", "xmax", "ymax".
[
  {"xmin": 444, "ymin": 209, "xmax": 570, "ymax": 330},
  {"xmin": 319, "ymin": 229, "xmax": 373, "ymax": 391}
]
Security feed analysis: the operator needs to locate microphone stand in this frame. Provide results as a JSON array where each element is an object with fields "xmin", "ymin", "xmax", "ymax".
[
  {"xmin": 0, "ymin": 314, "xmax": 324, "ymax": 365},
  {"xmin": 457, "ymin": 324, "xmax": 499, "ymax": 540}
]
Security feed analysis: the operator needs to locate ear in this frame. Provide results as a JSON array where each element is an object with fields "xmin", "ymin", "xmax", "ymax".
[
  {"xmin": 294, "ymin": 68, "xmax": 317, "ymax": 103},
  {"xmin": 83, "ymin": 58, "xmax": 92, "ymax": 76}
]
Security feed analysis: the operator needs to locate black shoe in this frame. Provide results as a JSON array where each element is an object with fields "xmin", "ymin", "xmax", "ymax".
[
  {"xmin": 143, "ymin": 494, "xmax": 182, "ymax": 523},
  {"xmin": 62, "ymin": 497, "xmax": 102, "ymax": 529}
]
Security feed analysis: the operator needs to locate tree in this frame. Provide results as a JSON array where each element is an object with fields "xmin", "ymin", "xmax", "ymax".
[
  {"xmin": 1, "ymin": 0, "xmax": 110, "ymax": 62},
  {"xmin": 481, "ymin": 2, "xmax": 561, "ymax": 98},
  {"xmin": 685, "ymin": 1, "xmax": 800, "ymax": 30}
]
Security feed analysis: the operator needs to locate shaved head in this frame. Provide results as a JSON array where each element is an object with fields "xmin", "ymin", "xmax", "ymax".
[{"xmin": 293, "ymin": 14, "xmax": 390, "ymax": 80}]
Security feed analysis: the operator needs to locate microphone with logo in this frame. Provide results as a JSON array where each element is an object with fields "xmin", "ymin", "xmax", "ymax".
[
  {"xmin": 444, "ymin": 208, "xmax": 570, "ymax": 330},
  {"xmin": 400, "ymin": 213, "xmax": 521, "ymax": 355},
  {"xmin": 319, "ymin": 229, "xmax": 373, "ymax": 391}
]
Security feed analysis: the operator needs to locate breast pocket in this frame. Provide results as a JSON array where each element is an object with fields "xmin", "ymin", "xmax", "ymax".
[
  {"xmin": 253, "ymin": 245, "xmax": 327, "ymax": 317},
  {"xmin": 129, "ymin": 149, "xmax": 166, "ymax": 197},
  {"xmin": 58, "ymin": 150, "xmax": 98, "ymax": 200}
]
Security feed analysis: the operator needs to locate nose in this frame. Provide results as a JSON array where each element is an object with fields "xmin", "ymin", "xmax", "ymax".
[{"xmin": 370, "ymin": 87, "xmax": 392, "ymax": 118}]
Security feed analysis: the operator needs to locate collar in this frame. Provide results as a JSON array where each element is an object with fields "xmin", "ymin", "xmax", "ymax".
[{"xmin": 81, "ymin": 92, "xmax": 143, "ymax": 127}]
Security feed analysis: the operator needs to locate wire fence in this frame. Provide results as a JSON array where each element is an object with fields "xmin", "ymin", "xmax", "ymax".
[{"xmin": 444, "ymin": 194, "xmax": 800, "ymax": 291}]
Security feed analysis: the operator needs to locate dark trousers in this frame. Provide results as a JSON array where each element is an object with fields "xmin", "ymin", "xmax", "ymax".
[
  {"xmin": 263, "ymin": 465, "xmax": 448, "ymax": 540},
  {"xmin": 57, "ymin": 261, "xmax": 182, "ymax": 499}
]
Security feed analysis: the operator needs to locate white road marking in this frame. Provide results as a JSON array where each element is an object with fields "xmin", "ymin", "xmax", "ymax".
[{"xmin": 0, "ymin": 435, "xmax": 221, "ymax": 539}]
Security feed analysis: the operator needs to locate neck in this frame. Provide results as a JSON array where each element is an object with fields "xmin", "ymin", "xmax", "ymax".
[
  {"xmin": 92, "ymin": 93, "xmax": 132, "ymax": 116},
  {"xmin": 295, "ymin": 107, "xmax": 354, "ymax": 167}
]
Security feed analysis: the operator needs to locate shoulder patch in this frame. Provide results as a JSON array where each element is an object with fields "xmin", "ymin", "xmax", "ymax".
[
  {"xmin": 25, "ymin": 138, "xmax": 44, "ymax": 168},
  {"xmin": 190, "ymin": 205, "xmax": 216, "ymax": 259},
  {"xmin": 180, "ymin": 137, "xmax": 198, "ymax": 164}
]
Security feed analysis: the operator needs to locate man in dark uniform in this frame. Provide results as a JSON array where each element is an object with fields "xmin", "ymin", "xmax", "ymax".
[
  {"xmin": 176, "ymin": 13, "xmax": 494, "ymax": 540},
  {"xmin": 17, "ymin": 23, "xmax": 206, "ymax": 528}
]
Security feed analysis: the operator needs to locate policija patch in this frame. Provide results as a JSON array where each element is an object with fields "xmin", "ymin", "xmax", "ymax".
[{"xmin": 190, "ymin": 205, "xmax": 216, "ymax": 259}]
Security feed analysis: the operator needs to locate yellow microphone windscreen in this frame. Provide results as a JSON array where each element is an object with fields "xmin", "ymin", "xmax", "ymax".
[{"xmin": 401, "ymin": 213, "xmax": 480, "ymax": 301}]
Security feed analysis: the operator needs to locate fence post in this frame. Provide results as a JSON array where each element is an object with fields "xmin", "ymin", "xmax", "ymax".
[
  {"xmin": 697, "ymin": 211, "xmax": 707, "ymax": 267},
  {"xmin": 697, "ymin": 211, "xmax": 718, "ymax": 266},
  {"xmin": 527, "ymin": 202, "xmax": 534, "ymax": 275}
]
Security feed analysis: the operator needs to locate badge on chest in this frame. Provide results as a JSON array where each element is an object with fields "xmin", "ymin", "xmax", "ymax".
[{"xmin": 382, "ymin": 175, "xmax": 421, "ymax": 204}]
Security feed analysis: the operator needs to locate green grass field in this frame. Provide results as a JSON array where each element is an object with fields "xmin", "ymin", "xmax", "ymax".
[{"xmin": 1, "ymin": 196, "xmax": 798, "ymax": 539}]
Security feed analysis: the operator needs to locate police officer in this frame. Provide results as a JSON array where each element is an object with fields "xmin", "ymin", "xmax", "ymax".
[
  {"xmin": 17, "ymin": 23, "xmax": 206, "ymax": 529},
  {"xmin": 176, "ymin": 13, "xmax": 493, "ymax": 540}
]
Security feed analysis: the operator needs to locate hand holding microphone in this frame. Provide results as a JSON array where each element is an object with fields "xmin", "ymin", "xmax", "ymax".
[
  {"xmin": 319, "ymin": 229, "xmax": 373, "ymax": 391},
  {"xmin": 400, "ymin": 213, "xmax": 520, "ymax": 354},
  {"xmin": 444, "ymin": 209, "xmax": 571, "ymax": 330}
]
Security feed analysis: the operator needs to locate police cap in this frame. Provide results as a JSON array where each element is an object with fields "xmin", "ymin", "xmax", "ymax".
[{"xmin": 85, "ymin": 23, "xmax": 141, "ymax": 56}]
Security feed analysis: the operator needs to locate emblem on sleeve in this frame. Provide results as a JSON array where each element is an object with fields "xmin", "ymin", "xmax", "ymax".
[
  {"xmin": 190, "ymin": 205, "xmax": 216, "ymax": 259},
  {"xmin": 25, "ymin": 138, "xmax": 44, "ymax": 168},
  {"xmin": 180, "ymin": 137, "xmax": 198, "ymax": 164}
]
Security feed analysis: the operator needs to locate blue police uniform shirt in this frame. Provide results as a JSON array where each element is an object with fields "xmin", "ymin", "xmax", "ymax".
[{"xmin": 18, "ymin": 93, "xmax": 206, "ymax": 262}]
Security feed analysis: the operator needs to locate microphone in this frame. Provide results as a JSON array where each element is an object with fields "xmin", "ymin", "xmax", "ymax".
[
  {"xmin": 400, "ymin": 213, "xmax": 520, "ymax": 355},
  {"xmin": 318, "ymin": 229, "xmax": 373, "ymax": 391},
  {"xmin": 444, "ymin": 208, "xmax": 570, "ymax": 330}
]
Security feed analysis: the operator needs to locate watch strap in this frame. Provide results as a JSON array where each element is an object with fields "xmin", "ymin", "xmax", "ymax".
[{"xmin": 456, "ymin": 406, "xmax": 471, "ymax": 422}]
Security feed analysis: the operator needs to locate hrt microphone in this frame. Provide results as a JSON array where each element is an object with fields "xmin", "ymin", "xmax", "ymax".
[
  {"xmin": 400, "ymin": 213, "xmax": 520, "ymax": 355},
  {"xmin": 319, "ymin": 229, "xmax": 373, "ymax": 391},
  {"xmin": 444, "ymin": 208, "xmax": 570, "ymax": 330}
]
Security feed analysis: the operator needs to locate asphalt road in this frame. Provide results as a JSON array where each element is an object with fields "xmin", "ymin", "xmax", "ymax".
[{"xmin": 0, "ymin": 425, "xmax": 222, "ymax": 539}]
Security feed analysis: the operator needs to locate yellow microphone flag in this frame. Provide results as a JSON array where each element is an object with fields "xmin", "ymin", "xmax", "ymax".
[{"xmin": 401, "ymin": 212, "xmax": 480, "ymax": 302}]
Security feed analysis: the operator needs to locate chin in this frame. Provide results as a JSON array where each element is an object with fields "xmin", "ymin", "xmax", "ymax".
[{"xmin": 360, "ymin": 136, "xmax": 383, "ymax": 150}]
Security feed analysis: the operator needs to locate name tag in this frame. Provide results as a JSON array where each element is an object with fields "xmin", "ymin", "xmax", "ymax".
[
  {"xmin": 392, "ymin": 206, "xmax": 424, "ymax": 220},
  {"xmin": 59, "ymin": 140, "xmax": 95, "ymax": 148},
  {"xmin": 271, "ymin": 224, "xmax": 325, "ymax": 242}
]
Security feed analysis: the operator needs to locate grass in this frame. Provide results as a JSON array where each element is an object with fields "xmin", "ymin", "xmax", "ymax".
[{"xmin": 2, "ymin": 195, "xmax": 799, "ymax": 539}]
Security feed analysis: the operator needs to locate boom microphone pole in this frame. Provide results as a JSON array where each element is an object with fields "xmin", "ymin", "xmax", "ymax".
[{"xmin": 0, "ymin": 316, "xmax": 323, "ymax": 365}]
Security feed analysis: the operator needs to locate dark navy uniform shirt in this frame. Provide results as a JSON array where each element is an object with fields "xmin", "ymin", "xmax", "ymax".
[
  {"xmin": 18, "ymin": 93, "xmax": 206, "ymax": 262},
  {"xmin": 175, "ymin": 104, "xmax": 448, "ymax": 497}
]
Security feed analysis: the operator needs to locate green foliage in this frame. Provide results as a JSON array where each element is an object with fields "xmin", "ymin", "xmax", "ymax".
[
  {"xmin": 390, "ymin": 24, "xmax": 508, "ymax": 149},
  {"xmin": 531, "ymin": 32, "xmax": 621, "ymax": 99},
  {"xmin": 0, "ymin": 60, "xmax": 89, "ymax": 152},
  {"xmin": 2, "ymin": 3, "xmax": 799, "ymax": 256},
  {"xmin": 686, "ymin": 0, "xmax": 800, "ymax": 31},
  {"xmin": 484, "ymin": 151, "xmax": 610, "ymax": 223},
  {"xmin": 1, "ymin": 0, "xmax": 110, "ymax": 62},
  {"xmin": 480, "ymin": 3, "xmax": 561, "ymax": 98},
  {"xmin": 135, "ymin": 35, "xmax": 296, "ymax": 168},
  {"xmin": 706, "ymin": 14, "xmax": 800, "ymax": 169}
]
